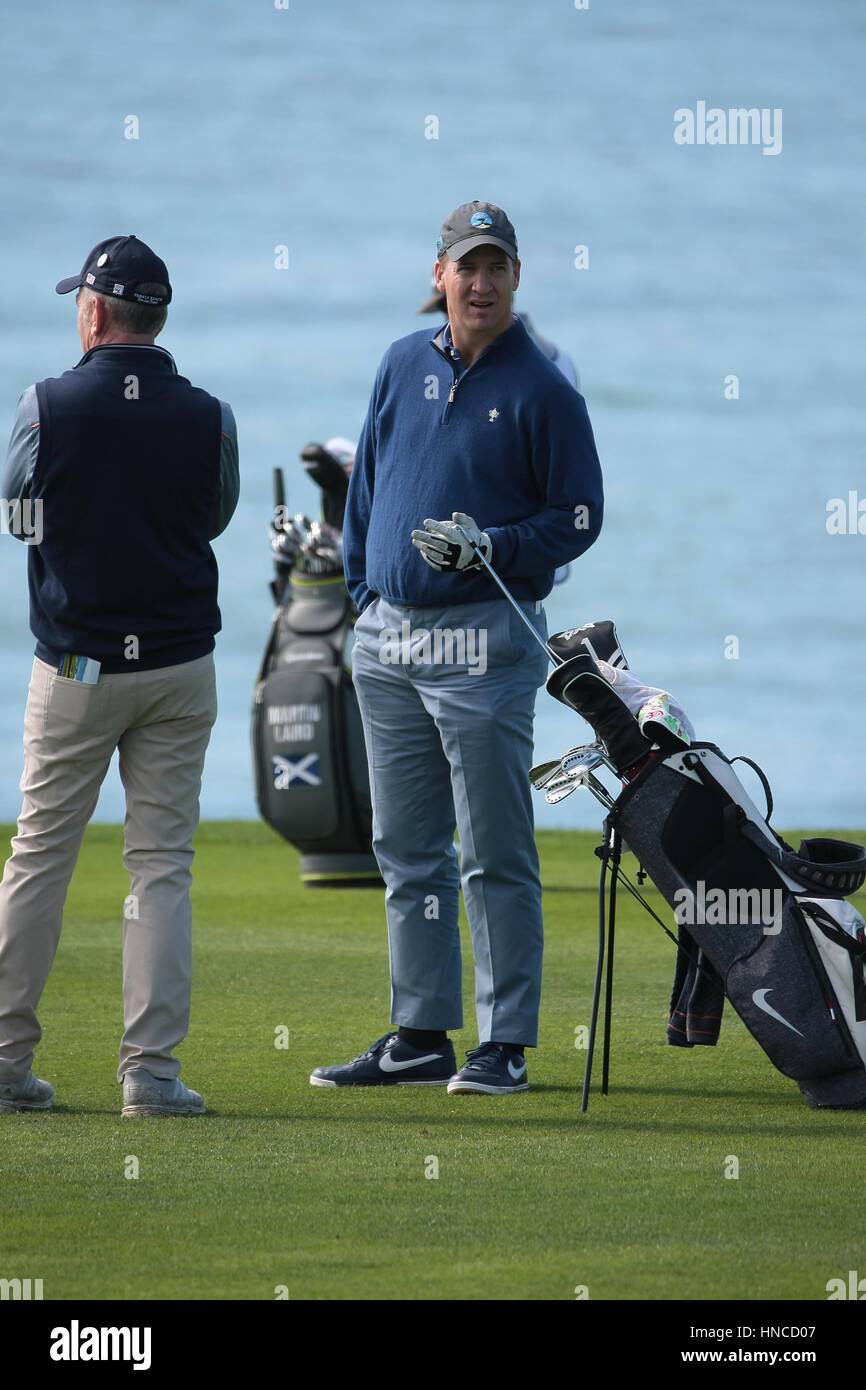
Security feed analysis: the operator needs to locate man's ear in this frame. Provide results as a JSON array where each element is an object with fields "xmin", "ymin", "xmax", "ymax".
[
  {"xmin": 91, "ymin": 294, "xmax": 107, "ymax": 338},
  {"xmin": 433, "ymin": 256, "xmax": 447, "ymax": 294},
  {"xmin": 78, "ymin": 291, "xmax": 94, "ymax": 349},
  {"xmin": 512, "ymin": 256, "xmax": 521, "ymax": 292}
]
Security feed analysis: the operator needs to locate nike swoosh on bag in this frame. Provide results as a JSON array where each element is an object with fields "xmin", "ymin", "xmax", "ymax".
[
  {"xmin": 379, "ymin": 1051, "xmax": 443, "ymax": 1072},
  {"xmin": 751, "ymin": 988, "xmax": 805, "ymax": 1037},
  {"xmin": 507, "ymin": 1059, "xmax": 527, "ymax": 1079}
]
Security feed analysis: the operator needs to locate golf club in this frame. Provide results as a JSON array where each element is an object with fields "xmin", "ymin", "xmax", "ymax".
[
  {"xmin": 545, "ymin": 781, "xmax": 577, "ymax": 805},
  {"xmin": 454, "ymin": 525, "xmax": 563, "ymax": 667},
  {"xmin": 529, "ymin": 757, "xmax": 565, "ymax": 789},
  {"xmin": 529, "ymin": 742, "xmax": 600, "ymax": 789},
  {"xmin": 561, "ymin": 744, "xmax": 616, "ymax": 778}
]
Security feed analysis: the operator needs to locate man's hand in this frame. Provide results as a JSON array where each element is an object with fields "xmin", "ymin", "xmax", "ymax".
[{"xmin": 411, "ymin": 511, "xmax": 493, "ymax": 572}]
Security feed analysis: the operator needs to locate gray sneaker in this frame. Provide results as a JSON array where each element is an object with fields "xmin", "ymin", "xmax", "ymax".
[
  {"xmin": 0, "ymin": 1070, "xmax": 55, "ymax": 1112},
  {"xmin": 121, "ymin": 1068, "xmax": 205, "ymax": 1117}
]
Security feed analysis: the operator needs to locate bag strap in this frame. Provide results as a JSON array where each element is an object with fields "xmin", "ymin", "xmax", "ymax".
[{"xmin": 730, "ymin": 755, "xmax": 774, "ymax": 823}]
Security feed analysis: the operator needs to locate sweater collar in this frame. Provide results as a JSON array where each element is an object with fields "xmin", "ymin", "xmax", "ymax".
[
  {"xmin": 432, "ymin": 313, "xmax": 525, "ymax": 361},
  {"xmin": 75, "ymin": 342, "xmax": 178, "ymax": 373}
]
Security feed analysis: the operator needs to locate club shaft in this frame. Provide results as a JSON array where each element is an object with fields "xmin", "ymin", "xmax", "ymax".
[
  {"xmin": 462, "ymin": 533, "xmax": 562, "ymax": 666},
  {"xmin": 584, "ymin": 772, "xmax": 615, "ymax": 810}
]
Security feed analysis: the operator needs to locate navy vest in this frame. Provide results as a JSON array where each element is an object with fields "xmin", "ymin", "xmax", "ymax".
[{"xmin": 31, "ymin": 345, "xmax": 223, "ymax": 673}]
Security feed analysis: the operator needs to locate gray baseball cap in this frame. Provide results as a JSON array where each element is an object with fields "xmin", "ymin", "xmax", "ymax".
[{"xmin": 436, "ymin": 201, "xmax": 518, "ymax": 261}]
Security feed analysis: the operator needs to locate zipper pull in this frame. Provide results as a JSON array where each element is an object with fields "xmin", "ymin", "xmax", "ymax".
[{"xmin": 447, "ymin": 381, "xmax": 457, "ymax": 404}]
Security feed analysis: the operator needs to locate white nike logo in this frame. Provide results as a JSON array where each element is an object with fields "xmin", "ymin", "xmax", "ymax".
[
  {"xmin": 379, "ymin": 1050, "xmax": 443, "ymax": 1073},
  {"xmin": 751, "ymin": 989, "xmax": 805, "ymax": 1037},
  {"xmin": 507, "ymin": 1058, "xmax": 527, "ymax": 1079}
]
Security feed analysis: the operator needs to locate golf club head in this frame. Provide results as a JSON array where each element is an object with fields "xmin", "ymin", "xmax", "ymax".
[
  {"xmin": 529, "ymin": 745, "xmax": 596, "ymax": 789},
  {"xmin": 529, "ymin": 758, "xmax": 563, "ymax": 790},
  {"xmin": 560, "ymin": 742, "xmax": 613, "ymax": 778},
  {"xmin": 531, "ymin": 741, "xmax": 620, "ymax": 810},
  {"xmin": 545, "ymin": 781, "xmax": 577, "ymax": 805},
  {"xmin": 530, "ymin": 740, "xmax": 620, "ymax": 811},
  {"xmin": 297, "ymin": 520, "xmax": 342, "ymax": 575},
  {"xmin": 270, "ymin": 524, "xmax": 300, "ymax": 568},
  {"xmin": 308, "ymin": 519, "xmax": 340, "ymax": 549}
]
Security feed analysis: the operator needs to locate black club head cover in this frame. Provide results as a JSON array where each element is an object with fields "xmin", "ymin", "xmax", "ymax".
[
  {"xmin": 545, "ymin": 652, "xmax": 650, "ymax": 773},
  {"xmin": 301, "ymin": 443, "xmax": 350, "ymax": 531},
  {"xmin": 548, "ymin": 620, "xmax": 629, "ymax": 671}
]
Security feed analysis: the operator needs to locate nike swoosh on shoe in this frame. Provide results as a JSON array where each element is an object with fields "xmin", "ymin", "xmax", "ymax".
[{"xmin": 379, "ymin": 1051, "xmax": 443, "ymax": 1073}]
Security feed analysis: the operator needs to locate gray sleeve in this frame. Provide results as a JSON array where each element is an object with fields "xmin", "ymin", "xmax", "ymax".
[
  {"xmin": 2, "ymin": 385, "xmax": 40, "ymax": 541},
  {"xmin": 212, "ymin": 400, "xmax": 240, "ymax": 539},
  {"xmin": 553, "ymin": 349, "xmax": 580, "ymax": 392}
]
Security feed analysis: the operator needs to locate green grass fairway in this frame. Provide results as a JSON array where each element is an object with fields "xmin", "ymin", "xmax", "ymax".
[{"xmin": 2, "ymin": 820, "xmax": 865, "ymax": 1302}]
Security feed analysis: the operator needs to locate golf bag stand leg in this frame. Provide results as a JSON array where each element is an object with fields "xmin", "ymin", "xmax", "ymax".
[
  {"xmin": 602, "ymin": 825, "xmax": 622, "ymax": 1094},
  {"xmin": 581, "ymin": 820, "xmax": 621, "ymax": 1111}
]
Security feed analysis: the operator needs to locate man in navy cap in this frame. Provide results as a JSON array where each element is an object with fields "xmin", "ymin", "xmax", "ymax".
[
  {"xmin": 0, "ymin": 235, "xmax": 239, "ymax": 1116},
  {"xmin": 311, "ymin": 202, "xmax": 603, "ymax": 1095}
]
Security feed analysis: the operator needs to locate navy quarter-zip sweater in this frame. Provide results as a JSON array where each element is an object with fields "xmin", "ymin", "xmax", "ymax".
[{"xmin": 343, "ymin": 315, "xmax": 603, "ymax": 612}]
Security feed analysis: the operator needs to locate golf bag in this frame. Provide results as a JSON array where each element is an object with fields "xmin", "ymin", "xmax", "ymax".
[
  {"xmin": 608, "ymin": 745, "xmax": 866, "ymax": 1108},
  {"xmin": 251, "ymin": 451, "xmax": 381, "ymax": 888},
  {"xmin": 538, "ymin": 621, "xmax": 866, "ymax": 1110}
]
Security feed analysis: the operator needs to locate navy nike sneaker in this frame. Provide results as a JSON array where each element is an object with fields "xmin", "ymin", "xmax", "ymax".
[
  {"xmin": 447, "ymin": 1042, "xmax": 529, "ymax": 1095},
  {"xmin": 310, "ymin": 1032, "xmax": 456, "ymax": 1087}
]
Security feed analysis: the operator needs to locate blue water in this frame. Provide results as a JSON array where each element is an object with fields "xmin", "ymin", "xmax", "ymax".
[{"xmin": 1, "ymin": 0, "xmax": 863, "ymax": 829}]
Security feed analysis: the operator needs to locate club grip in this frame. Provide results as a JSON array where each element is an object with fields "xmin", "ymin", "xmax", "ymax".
[{"xmin": 273, "ymin": 468, "xmax": 286, "ymax": 516}]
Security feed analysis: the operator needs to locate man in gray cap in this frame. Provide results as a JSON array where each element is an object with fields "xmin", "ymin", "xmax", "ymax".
[
  {"xmin": 417, "ymin": 267, "xmax": 580, "ymax": 389},
  {"xmin": 417, "ymin": 228, "xmax": 580, "ymax": 589},
  {"xmin": 0, "ymin": 235, "xmax": 239, "ymax": 1116},
  {"xmin": 311, "ymin": 202, "xmax": 603, "ymax": 1095}
]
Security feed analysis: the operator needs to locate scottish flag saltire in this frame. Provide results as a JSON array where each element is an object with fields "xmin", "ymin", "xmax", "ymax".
[{"xmin": 272, "ymin": 754, "xmax": 322, "ymax": 790}]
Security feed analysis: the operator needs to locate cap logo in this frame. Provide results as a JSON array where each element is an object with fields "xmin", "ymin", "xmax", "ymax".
[
  {"xmin": 470, "ymin": 211, "xmax": 493, "ymax": 228},
  {"xmin": 96, "ymin": 253, "xmax": 109, "ymax": 267},
  {"xmin": 113, "ymin": 283, "xmax": 124, "ymax": 295},
  {"xmin": 436, "ymin": 235, "xmax": 445, "ymax": 253},
  {"xmin": 85, "ymin": 273, "xmax": 95, "ymax": 284}
]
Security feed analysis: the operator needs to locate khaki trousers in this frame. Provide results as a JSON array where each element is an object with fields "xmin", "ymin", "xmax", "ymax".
[{"xmin": 0, "ymin": 653, "xmax": 217, "ymax": 1085}]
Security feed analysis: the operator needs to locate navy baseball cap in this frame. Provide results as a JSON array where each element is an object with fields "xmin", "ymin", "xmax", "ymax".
[
  {"xmin": 55, "ymin": 235, "xmax": 172, "ymax": 305},
  {"xmin": 436, "ymin": 201, "xmax": 518, "ymax": 261}
]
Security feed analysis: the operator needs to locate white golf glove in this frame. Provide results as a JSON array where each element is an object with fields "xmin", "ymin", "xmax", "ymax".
[{"xmin": 411, "ymin": 511, "xmax": 493, "ymax": 573}]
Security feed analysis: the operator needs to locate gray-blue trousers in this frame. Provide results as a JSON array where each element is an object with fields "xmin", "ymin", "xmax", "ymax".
[{"xmin": 351, "ymin": 596, "xmax": 549, "ymax": 1045}]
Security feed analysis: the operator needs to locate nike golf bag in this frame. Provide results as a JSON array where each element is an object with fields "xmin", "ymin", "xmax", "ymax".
[
  {"xmin": 251, "ymin": 449, "xmax": 381, "ymax": 888},
  {"xmin": 609, "ymin": 745, "xmax": 866, "ymax": 1109},
  {"xmin": 538, "ymin": 621, "xmax": 866, "ymax": 1110}
]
